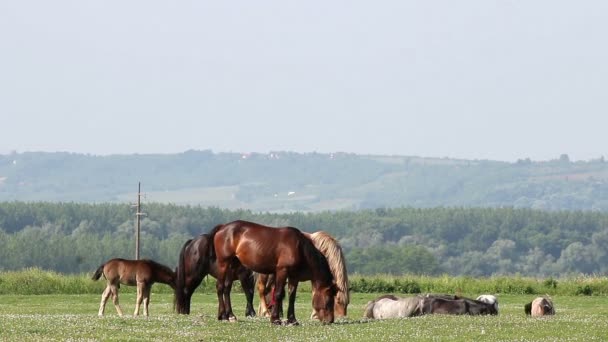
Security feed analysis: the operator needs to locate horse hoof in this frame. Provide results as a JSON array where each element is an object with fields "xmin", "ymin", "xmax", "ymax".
[
  {"xmin": 229, "ymin": 316, "xmax": 238, "ymax": 323},
  {"xmin": 272, "ymin": 319, "xmax": 282, "ymax": 325},
  {"xmin": 285, "ymin": 320, "xmax": 299, "ymax": 326}
]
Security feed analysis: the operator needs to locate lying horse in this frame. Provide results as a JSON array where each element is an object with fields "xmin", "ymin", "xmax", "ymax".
[
  {"xmin": 92, "ymin": 258, "xmax": 175, "ymax": 316},
  {"xmin": 174, "ymin": 234, "xmax": 256, "ymax": 316},
  {"xmin": 363, "ymin": 295, "xmax": 423, "ymax": 319},
  {"xmin": 530, "ymin": 296, "xmax": 555, "ymax": 316},
  {"xmin": 210, "ymin": 220, "xmax": 336, "ymax": 325},
  {"xmin": 476, "ymin": 294, "xmax": 499, "ymax": 313},
  {"xmin": 421, "ymin": 296, "xmax": 498, "ymax": 315},
  {"xmin": 257, "ymin": 230, "xmax": 349, "ymax": 320}
]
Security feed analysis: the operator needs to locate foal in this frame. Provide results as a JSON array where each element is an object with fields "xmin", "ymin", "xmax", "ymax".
[{"xmin": 92, "ymin": 258, "xmax": 176, "ymax": 317}]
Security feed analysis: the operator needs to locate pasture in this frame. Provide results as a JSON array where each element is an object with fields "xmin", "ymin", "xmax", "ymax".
[{"xmin": 1, "ymin": 291, "xmax": 607, "ymax": 341}]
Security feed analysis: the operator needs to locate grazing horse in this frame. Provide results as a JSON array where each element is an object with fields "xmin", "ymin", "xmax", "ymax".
[
  {"xmin": 92, "ymin": 258, "xmax": 175, "ymax": 317},
  {"xmin": 210, "ymin": 220, "xmax": 336, "ymax": 325},
  {"xmin": 363, "ymin": 295, "xmax": 423, "ymax": 319},
  {"xmin": 257, "ymin": 230, "xmax": 350, "ymax": 320},
  {"xmin": 174, "ymin": 234, "xmax": 256, "ymax": 316},
  {"xmin": 530, "ymin": 296, "xmax": 555, "ymax": 316}
]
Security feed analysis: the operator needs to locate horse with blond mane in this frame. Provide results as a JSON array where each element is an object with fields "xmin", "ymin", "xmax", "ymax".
[
  {"xmin": 210, "ymin": 220, "xmax": 336, "ymax": 325},
  {"xmin": 257, "ymin": 230, "xmax": 350, "ymax": 320}
]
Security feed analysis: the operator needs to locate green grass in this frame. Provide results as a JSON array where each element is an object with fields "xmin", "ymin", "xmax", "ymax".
[{"xmin": 1, "ymin": 292, "xmax": 607, "ymax": 341}]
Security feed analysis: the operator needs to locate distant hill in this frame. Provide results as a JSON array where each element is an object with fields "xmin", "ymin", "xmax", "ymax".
[{"xmin": 1, "ymin": 151, "xmax": 607, "ymax": 211}]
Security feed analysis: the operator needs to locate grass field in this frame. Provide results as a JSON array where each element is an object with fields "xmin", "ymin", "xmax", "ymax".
[{"xmin": 1, "ymin": 292, "xmax": 607, "ymax": 341}]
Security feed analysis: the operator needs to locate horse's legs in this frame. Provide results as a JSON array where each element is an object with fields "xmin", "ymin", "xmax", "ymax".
[
  {"xmin": 271, "ymin": 270, "xmax": 288, "ymax": 325},
  {"xmin": 98, "ymin": 285, "xmax": 111, "ymax": 316},
  {"xmin": 110, "ymin": 284, "xmax": 124, "ymax": 316},
  {"xmin": 215, "ymin": 261, "xmax": 229, "ymax": 321},
  {"xmin": 142, "ymin": 284, "xmax": 151, "ymax": 317},
  {"xmin": 239, "ymin": 271, "xmax": 256, "ymax": 317},
  {"xmin": 134, "ymin": 282, "xmax": 144, "ymax": 316},
  {"xmin": 257, "ymin": 274, "xmax": 271, "ymax": 317},
  {"xmin": 286, "ymin": 280, "xmax": 300, "ymax": 325},
  {"xmin": 255, "ymin": 273, "xmax": 268, "ymax": 316},
  {"xmin": 309, "ymin": 288, "xmax": 319, "ymax": 320},
  {"xmin": 222, "ymin": 275, "xmax": 237, "ymax": 322}
]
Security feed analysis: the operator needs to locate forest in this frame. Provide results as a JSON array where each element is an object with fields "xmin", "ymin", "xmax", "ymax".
[{"xmin": 1, "ymin": 201, "xmax": 607, "ymax": 277}]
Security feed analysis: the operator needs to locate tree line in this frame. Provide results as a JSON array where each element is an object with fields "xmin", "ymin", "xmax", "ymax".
[{"xmin": 1, "ymin": 202, "xmax": 607, "ymax": 277}]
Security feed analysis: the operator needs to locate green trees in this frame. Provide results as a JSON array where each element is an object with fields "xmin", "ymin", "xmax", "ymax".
[{"xmin": 1, "ymin": 202, "xmax": 608, "ymax": 276}]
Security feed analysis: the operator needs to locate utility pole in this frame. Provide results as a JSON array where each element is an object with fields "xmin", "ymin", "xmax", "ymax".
[{"xmin": 132, "ymin": 182, "xmax": 146, "ymax": 260}]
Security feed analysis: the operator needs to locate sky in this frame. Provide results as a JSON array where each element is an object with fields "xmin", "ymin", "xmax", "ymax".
[{"xmin": 1, "ymin": 1, "xmax": 607, "ymax": 162}]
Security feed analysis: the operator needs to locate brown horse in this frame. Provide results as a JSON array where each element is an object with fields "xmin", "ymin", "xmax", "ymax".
[
  {"xmin": 174, "ymin": 234, "xmax": 256, "ymax": 316},
  {"xmin": 257, "ymin": 230, "xmax": 349, "ymax": 320},
  {"xmin": 92, "ymin": 258, "xmax": 175, "ymax": 317},
  {"xmin": 210, "ymin": 220, "xmax": 336, "ymax": 325}
]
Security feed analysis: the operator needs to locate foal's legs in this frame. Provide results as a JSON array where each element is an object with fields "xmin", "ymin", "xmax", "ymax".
[
  {"xmin": 134, "ymin": 282, "xmax": 144, "ymax": 316},
  {"xmin": 110, "ymin": 284, "xmax": 124, "ymax": 316},
  {"xmin": 98, "ymin": 285, "xmax": 112, "ymax": 316},
  {"xmin": 142, "ymin": 284, "xmax": 152, "ymax": 317}
]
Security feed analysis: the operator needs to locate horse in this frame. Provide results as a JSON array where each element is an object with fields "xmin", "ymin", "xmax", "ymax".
[
  {"xmin": 530, "ymin": 296, "xmax": 555, "ymax": 316},
  {"xmin": 91, "ymin": 258, "xmax": 175, "ymax": 317},
  {"xmin": 421, "ymin": 296, "xmax": 498, "ymax": 315},
  {"xmin": 209, "ymin": 220, "xmax": 336, "ymax": 325},
  {"xmin": 256, "ymin": 230, "xmax": 349, "ymax": 320},
  {"xmin": 173, "ymin": 234, "xmax": 256, "ymax": 316},
  {"xmin": 476, "ymin": 294, "xmax": 499, "ymax": 313},
  {"xmin": 363, "ymin": 295, "xmax": 423, "ymax": 319}
]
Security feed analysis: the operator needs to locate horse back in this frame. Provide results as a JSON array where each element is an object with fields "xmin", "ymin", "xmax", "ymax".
[
  {"xmin": 422, "ymin": 298, "xmax": 468, "ymax": 315},
  {"xmin": 214, "ymin": 221, "xmax": 306, "ymax": 274}
]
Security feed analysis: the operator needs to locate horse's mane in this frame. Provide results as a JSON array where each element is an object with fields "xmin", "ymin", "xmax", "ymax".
[
  {"xmin": 143, "ymin": 259, "xmax": 174, "ymax": 275},
  {"xmin": 308, "ymin": 231, "xmax": 349, "ymax": 306},
  {"xmin": 206, "ymin": 223, "xmax": 226, "ymax": 259}
]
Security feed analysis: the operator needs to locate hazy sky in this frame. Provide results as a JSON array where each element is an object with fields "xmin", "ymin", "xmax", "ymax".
[{"xmin": 1, "ymin": 1, "xmax": 606, "ymax": 162}]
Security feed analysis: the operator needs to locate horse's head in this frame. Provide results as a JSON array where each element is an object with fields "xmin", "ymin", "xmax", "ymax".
[{"xmin": 312, "ymin": 282, "xmax": 336, "ymax": 324}]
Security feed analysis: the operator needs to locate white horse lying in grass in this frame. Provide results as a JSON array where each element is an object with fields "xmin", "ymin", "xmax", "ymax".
[{"xmin": 363, "ymin": 295, "xmax": 423, "ymax": 319}]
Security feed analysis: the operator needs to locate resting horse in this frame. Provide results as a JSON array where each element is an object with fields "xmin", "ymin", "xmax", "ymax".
[
  {"xmin": 92, "ymin": 258, "xmax": 175, "ymax": 316},
  {"xmin": 476, "ymin": 294, "xmax": 499, "ymax": 313},
  {"xmin": 529, "ymin": 296, "xmax": 555, "ymax": 316},
  {"xmin": 257, "ymin": 230, "xmax": 349, "ymax": 320},
  {"xmin": 174, "ymin": 234, "xmax": 256, "ymax": 316},
  {"xmin": 421, "ymin": 296, "xmax": 498, "ymax": 315},
  {"xmin": 363, "ymin": 295, "xmax": 423, "ymax": 319},
  {"xmin": 210, "ymin": 220, "xmax": 336, "ymax": 325}
]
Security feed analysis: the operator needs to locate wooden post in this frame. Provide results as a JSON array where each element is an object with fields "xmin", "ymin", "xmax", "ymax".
[{"xmin": 134, "ymin": 182, "xmax": 144, "ymax": 260}]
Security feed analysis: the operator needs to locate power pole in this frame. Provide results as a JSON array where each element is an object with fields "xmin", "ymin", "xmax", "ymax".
[{"xmin": 132, "ymin": 182, "xmax": 146, "ymax": 260}]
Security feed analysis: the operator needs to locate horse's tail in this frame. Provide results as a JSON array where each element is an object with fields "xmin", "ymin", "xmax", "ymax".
[
  {"xmin": 91, "ymin": 263, "xmax": 105, "ymax": 281},
  {"xmin": 175, "ymin": 238, "xmax": 193, "ymax": 314}
]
